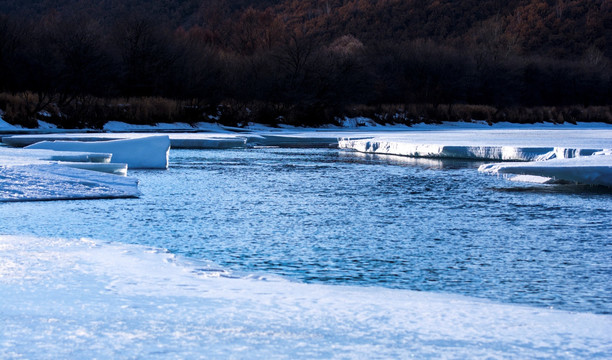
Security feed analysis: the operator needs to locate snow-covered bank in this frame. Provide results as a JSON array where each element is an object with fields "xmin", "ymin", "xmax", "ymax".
[
  {"xmin": 25, "ymin": 135, "xmax": 171, "ymax": 169},
  {"xmin": 1, "ymin": 234, "xmax": 610, "ymax": 359}
]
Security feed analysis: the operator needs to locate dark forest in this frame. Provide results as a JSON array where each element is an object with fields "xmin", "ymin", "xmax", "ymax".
[{"xmin": 0, "ymin": 0, "xmax": 610, "ymax": 128}]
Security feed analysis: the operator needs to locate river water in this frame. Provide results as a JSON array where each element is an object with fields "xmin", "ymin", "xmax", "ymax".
[{"xmin": 2, "ymin": 148, "xmax": 610, "ymax": 313}]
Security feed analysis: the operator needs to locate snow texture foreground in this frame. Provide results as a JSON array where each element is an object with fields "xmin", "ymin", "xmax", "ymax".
[{"xmin": 0, "ymin": 235, "xmax": 610, "ymax": 359}]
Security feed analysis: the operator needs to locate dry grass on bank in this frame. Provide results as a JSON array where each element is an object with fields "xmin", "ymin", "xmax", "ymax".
[{"xmin": 1, "ymin": 92, "xmax": 611, "ymax": 128}]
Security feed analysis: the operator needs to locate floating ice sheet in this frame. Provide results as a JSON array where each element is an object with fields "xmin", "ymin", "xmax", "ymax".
[
  {"xmin": 25, "ymin": 135, "xmax": 171, "ymax": 169},
  {"xmin": 479, "ymin": 153, "xmax": 612, "ymax": 187},
  {"xmin": 338, "ymin": 126, "xmax": 612, "ymax": 160},
  {"xmin": 0, "ymin": 235, "xmax": 610, "ymax": 359},
  {"xmin": 339, "ymin": 139, "xmax": 605, "ymax": 161},
  {"xmin": 0, "ymin": 147, "xmax": 112, "ymax": 165}
]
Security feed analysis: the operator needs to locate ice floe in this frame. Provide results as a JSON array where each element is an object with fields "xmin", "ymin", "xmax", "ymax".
[
  {"xmin": 339, "ymin": 137, "xmax": 608, "ymax": 161},
  {"xmin": 2, "ymin": 132, "xmax": 247, "ymax": 150},
  {"xmin": 1, "ymin": 234, "xmax": 610, "ymax": 359},
  {"xmin": 338, "ymin": 127, "xmax": 611, "ymax": 160},
  {"xmin": 479, "ymin": 153, "xmax": 612, "ymax": 187},
  {"xmin": 25, "ymin": 135, "xmax": 171, "ymax": 169}
]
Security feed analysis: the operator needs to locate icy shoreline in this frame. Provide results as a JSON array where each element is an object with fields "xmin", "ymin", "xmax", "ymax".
[{"xmin": 1, "ymin": 234, "xmax": 610, "ymax": 359}]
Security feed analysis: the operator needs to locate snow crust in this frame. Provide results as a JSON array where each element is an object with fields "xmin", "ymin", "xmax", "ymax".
[
  {"xmin": 1, "ymin": 234, "xmax": 610, "ymax": 359},
  {"xmin": 479, "ymin": 153, "xmax": 612, "ymax": 187},
  {"xmin": 25, "ymin": 135, "xmax": 171, "ymax": 169}
]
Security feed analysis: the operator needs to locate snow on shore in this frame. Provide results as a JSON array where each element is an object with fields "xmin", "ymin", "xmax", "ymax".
[{"xmin": 1, "ymin": 234, "xmax": 610, "ymax": 359}]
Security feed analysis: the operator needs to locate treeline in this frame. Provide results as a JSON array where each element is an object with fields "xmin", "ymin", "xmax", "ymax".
[{"xmin": 0, "ymin": 1, "xmax": 611, "ymax": 127}]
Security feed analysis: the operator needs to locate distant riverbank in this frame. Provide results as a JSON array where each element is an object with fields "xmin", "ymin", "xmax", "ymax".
[{"xmin": 1, "ymin": 93, "xmax": 611, "ymax": 130}]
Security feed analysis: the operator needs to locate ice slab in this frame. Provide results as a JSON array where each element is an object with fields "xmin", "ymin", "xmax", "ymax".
[
  {"xmin": 2, "ymin": 134, "xmax": 121, "ymax": 147},
  {"xmin": 25, "ymin": 135, "xmax": 170, "ymax": 169},
  {"xmin": 479, "ymin": 153, "xmax": 612, "ymax": 187},
  {"xmin": 339, "ymin": 139, "xmax": 605, "ymax": 161},
  {"xmin": 58, "ymin": 162, "xmax": 128, "ymax": 176},
  {"xmin": 338, "ymin": 127, "xmax": 612, "ymax": 160},
  {"xmin": 3, "ymin": 133, "xmax": 248, "ymax": 150},
  {"xmin": 1, "ymin": 235, "xmax": 610, "ymax": 359},
  {"xmin": 0, "ymin": 147, "xmax": 112, "ymax": 165},
  {"xmin": 0, "ymin": 164, "xmax": 139, "ymax": 201}
]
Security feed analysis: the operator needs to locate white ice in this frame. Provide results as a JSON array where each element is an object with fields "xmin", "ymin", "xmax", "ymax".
[
  {"xmin": 25, "ymin": 135, "xmax": 171, "ymax": 169},
  {"xmin": 338, "ymin": 128, "xmax": 611, "ymax": 161},
  {"xmin": 0, "ymin": 147, "xmax": 112, "ymax": 165},
  {"xmin": 1, "ymin": 235, "xmax": 610, "ymax": 359},
  {"xmin": 479, "ymin": 152, "xmax": 612, "ymax": 187},
  {"xmin": 3, "ymin": 133, "xmax": 247, "ymax": 150},
  {"xmin": 4, "ymin": 121, "xmax": 611, "ymax": 151}
]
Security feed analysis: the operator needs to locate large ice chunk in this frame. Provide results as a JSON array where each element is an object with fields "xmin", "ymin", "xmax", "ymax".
[
  {"xmin": 25, "ymin": 135, "xmax": 170, "ymax": 169},
  {"xmin": 479, "ymin": 153, "xmax": 612, "ymax": 187},
  {"xmin": 339, "ymin": 138, "xmax": 603, "ymax": 161}
]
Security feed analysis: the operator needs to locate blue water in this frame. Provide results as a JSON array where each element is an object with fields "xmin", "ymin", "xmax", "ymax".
[{"xmin": 2, "ymin": 148, "xmax": 611, "ymax": 313}]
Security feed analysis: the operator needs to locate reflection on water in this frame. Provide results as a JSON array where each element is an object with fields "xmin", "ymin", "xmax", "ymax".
[
  {"xmin": 1, "ymin": 148, "xmax": 611, "ymax": 314},
  {"xmin": 337, "ymin": 150, "xmax": 487, "ymax": 169}
]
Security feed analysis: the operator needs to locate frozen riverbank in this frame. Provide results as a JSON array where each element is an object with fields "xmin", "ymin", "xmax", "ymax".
[{"xmin": 1, "ymin": 234, "xmax": 610, "ymax": 359}]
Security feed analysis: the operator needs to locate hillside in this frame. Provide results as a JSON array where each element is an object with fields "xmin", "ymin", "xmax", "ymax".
[
  {"xmin": 1, "ymin": 0, "xmax": 609, "ymax": 58},
  {"xmin": 0, "ymin": 0, "xmax": 610, "ymax": 128}
]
